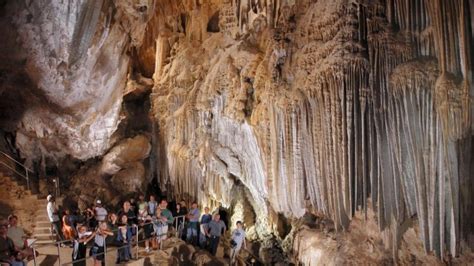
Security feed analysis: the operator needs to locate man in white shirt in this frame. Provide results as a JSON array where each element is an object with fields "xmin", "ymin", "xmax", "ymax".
[
  {"xmin": 46, "ymin": 195, "xmax": 63, "ymax": 241},
  {"xmin": 94, "ymin": 200, "xmax": 108, "ymax": 223}
]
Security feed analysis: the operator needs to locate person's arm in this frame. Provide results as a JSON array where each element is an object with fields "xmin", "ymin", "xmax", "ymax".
[
  {"xmin": 78, "ymin": 232, "xmax": 95, "ymax": 244},
  {"xmin": 102, "ymin": 229, "xmax": 114, "ymax": 236}
]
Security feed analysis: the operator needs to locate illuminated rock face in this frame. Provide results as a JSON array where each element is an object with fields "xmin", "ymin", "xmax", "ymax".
[
  {"xmin": 8, "ymin": 0, "xmax": 154, "ymax": 163},
  {"xmin": 1, "ymin": 0, "xmax": 473, "ymax": 264},
  {"xmin": 148, "ymin": 0, "xmax": 473, "ymax": 262}
]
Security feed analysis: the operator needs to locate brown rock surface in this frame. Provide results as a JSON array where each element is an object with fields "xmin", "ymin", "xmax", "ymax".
[{"xmin": 0, "ymin": 0, "xmax": 473, "ymax": 264}]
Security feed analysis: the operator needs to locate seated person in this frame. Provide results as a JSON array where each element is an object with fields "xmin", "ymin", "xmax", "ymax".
[
  {"xmin": 0, "ymin": 218, "xmax": 19, "ymax": 265},
  {"xmin": 6, "ymin": 215, "xmax": 33, "ymax": 261}
]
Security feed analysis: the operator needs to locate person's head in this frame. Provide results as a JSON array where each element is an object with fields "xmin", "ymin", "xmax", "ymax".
[
  {"xmin": 0, "ymin": 219, "xmax": 8, "ymax": 236},
  {"xmin": 213, "ymin": 214, "xmax": 221, "ymax": 221},
  {"xmin": 78, "ymin": 225, "xmax": 87, "ymax": 234},
  {"xmin": 99, "ymin": 221, "xmax": 108, "ymax": 230},
  {"xmin": 123, "ymin": 201, "xmax": 131, "ymax": 211},
  {"xmin": 120, "ymin": 214, "xmax": 128, "ymax": 224},
  {"xmin": 139, "ymin": 194, "xmax": 145, "ymax": 201},
  {"xmin": 130, "ymin": 198, "xmax": 135, "ymax": 203},
  {"xmin": 8, "ymin": 215, "xmax": 18, "ymax": 227},
  {"xmin": 139, "ymin": 202, "xmax": 146, "ymax": 211},
  {"xmin": 156, "ymin": 208, "xmax": 162, "ymax": 218},
  {"xmin": 176, "ymin": 203, "xmax": 181, "ymax": 210},
  {"xmin": 150, "ymin": 195, "xmax": 155, "ymax": 201},
  {"xmin": 160, "ymin": 199, "xmax": 168, "ymax": 209},
  {"xmin": 96, "ymin": 200, "xmax": 102, "ymax": 206},
  {"xmin": 236, "ymin": 221, "xmax": 242, "ymax": 229},
  {"xmin": 109, "ymin": 213, "xmax": 117, "ymax": 222},
  {"xmin": 65, "ymin": 209, "xmax": 71, "ymax": 215},
  {"xmin": 204, "ymin": 207, "xmax": 209, "ymax": 214},
  {"xmin": 47, "ymin": 194, "xmax": 54, "ymax": 202},
  {"xmin": 191, "ymin": 202, "xmax": 198, "ymax": 209}
]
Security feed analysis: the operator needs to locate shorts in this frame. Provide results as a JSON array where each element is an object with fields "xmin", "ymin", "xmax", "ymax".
[
  {"xmin": 156, "ymin": 224, "xmax": 168, "ymax": 240},
  {"xmin": 89, "ymin": 244, "xmax": 104, "ymax": 261}
]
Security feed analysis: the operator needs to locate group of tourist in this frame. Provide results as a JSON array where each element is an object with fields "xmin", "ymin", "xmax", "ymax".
[
  {"xmin": 45, "ymin": 193, "xmax": 247, "ymax": 265},
  {"xmin": 0, "ymin": 215, "xmax": 35, "ymax": 266}
]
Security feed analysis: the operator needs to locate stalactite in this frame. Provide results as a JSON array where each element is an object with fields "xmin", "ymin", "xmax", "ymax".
[{"xmin": 147, "ymin": 0, "xmax": 473, "ymax": 262}]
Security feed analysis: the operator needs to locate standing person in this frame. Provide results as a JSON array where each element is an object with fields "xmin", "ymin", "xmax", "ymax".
[
  {"xmin": 137, "ymin": 194, "xmax": 148, "ymax": 211},
  {"xmin": 94, "ymin": 200, "xmax": 108, "ymax": 224},
  {"xmin": 89, "ymin": 222, "xmax": 113, "ymax": 266},
  {"xmin": 152, "ymin": 209, "xmax": 169, "ymax": 249},
  {"xmin": 106, "ymin": 213, "xmax": 119, "ymax": 246},
  {"xmin": 118, "ymin": 201, "xmax": 137, "ymax": 226},
  {"xmin": 186, "ymin": 202, "xmax": 200, "ymax": 245},
  {"xmin": 207, "ymin": 214, "xmax": 226, "ymax": 256},
  {"xmin": 143, "ymin": 215, "xmax": 154, "ymax": 252},
  {"xmin": 157, "ymin": 199, "xmax": 173, "ymax": 241},
  {"xmin": 72, "ymin": 225, "xmax": 94, "ymax": 266},
  {"xmin": 62, "ymin": 209, "xmax": 76, "ymax": 243},
  {"xmin": 230, "ymin": 221, "xmax": 246, "ymax": 265},
  {"xmin": 129, "ymin": 198, "xmax": 137, "ymax": 217},
  {"xmin": 173, "ymin": 203, "xmax": 186, "ymax": 237},
  {"xmin": 147, "ymin": 195, "xmax": 158, "ymax": 217},
  {"xmin": 200, "ymin": 207, "xmax": 212, "ymax": 224},
  {"xmin": 199, "ymin": 207, "xmax": 212, "ymax": 248},
  {"xmin": 137, "ymin": 202, "xmax": 148, "ymax": 223},
  {"xmin": 46, "ymin": 195, "xmax": 64, "ymax": 241},
  {"xmin": 116, "ymin": 215, "xmax": 132, "ymax": 263}
]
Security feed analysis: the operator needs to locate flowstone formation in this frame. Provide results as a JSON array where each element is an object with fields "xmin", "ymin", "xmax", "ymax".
[
  {"xmin": 146, "ymin": 0, "xmax": 473, "ymax": 263},
  {"xmin": 0, "ymin": 0, "xmax": 473, "ymax": 264}
]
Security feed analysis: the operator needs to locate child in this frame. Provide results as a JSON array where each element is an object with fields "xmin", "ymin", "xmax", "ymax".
[
  {"xmin": 90, "ymin": 222, "xmax": 113, "ymax": 266},
  {"xmin": 72, "ymin": 226, "xmax": 94, "ymax": 266},
  {"xmin": 143, "ymin": 215, "xmax": 154, "ymax": 252}
]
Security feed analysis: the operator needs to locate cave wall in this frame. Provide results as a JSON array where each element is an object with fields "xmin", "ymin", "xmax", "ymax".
[
  {"xmin": 146, "ymin": 0, "xmax": 473, "ymax": 261},
  {"xmin": 3, "ymin": 0, "xmax": 155, "ymax": 164},
  {"xmin": 0, "ymin": 0, "xmax": 472, "ymax": 264}
]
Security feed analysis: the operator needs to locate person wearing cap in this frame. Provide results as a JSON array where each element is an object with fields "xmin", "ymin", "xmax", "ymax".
[
  {"xmin": 46, "ymin": 195, "xmax": 64, "ymax": 241},
  {"xmin": 94, "ymin": 200, "xmax": 108, "ymax": 224}
]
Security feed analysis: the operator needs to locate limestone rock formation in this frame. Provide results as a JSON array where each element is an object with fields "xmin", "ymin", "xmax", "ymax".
[
  {"xmin": 147, "ymin": 0, "xmax": 473, "ymax": 262},
  {"xmin": 0, "ymin": 0, "xmax": 473, "ymax": 264},
  {"xmin": 101, "ymin": 134, "xmax": 151, "ymax": 175},
  {"xmin": 3, "ymin": 0, "xmax": 154, "ymax": 163}
]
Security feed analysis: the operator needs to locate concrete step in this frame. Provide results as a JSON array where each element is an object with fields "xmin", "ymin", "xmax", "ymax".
[
  {"xmin": 33, "ymin": 239, "xmax": 56, "ymax": 245},
  {"xmin": 35, "ymin": 221, "xmax": 51, "ymax": 227},
  {"xmin": 34, "ymin": 233, "xmax": 55, "ymax": 241},
  {"xmin": 35, "ymin": 214, "xmax": 49, "ymax": 220},
  {"xmin": 34, "ymin": 227, "xmax": 51, "ymax": 234}
]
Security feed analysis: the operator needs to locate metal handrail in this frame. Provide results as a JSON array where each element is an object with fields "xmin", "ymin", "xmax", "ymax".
[
  {"xmin": 0, "ymin": 151, "xmax": 33, "ymax": 172},
  {"xmin": 30, "ymin": 215, "xmax": 262, "ymax": 265},
  {"xmin": 33, "ymin": 219, "xmax": 179, "ymax": 266},
  {"xmin": 0, "ymin": 151, "xmax": 33, "ymax": 190}
]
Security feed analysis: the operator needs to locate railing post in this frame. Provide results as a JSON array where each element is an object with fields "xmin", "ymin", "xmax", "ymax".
[
  {"xmin": 57, "ymin": 242, "xmax": 61, "ymax": 265},
  {"xmin": 135, "ymin": 225, "xmax": 139, "ymax": 260},
  {"xmin": 32, "ymin": 242, "xmax": 37, "ymax": 266},
  {"xmin": 26, "ymin": 170, "xmax": 29, "ymax": 191},
  {"xmin": 104, "ymin": 238, "xmax": 107, "ymax": 266}
]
